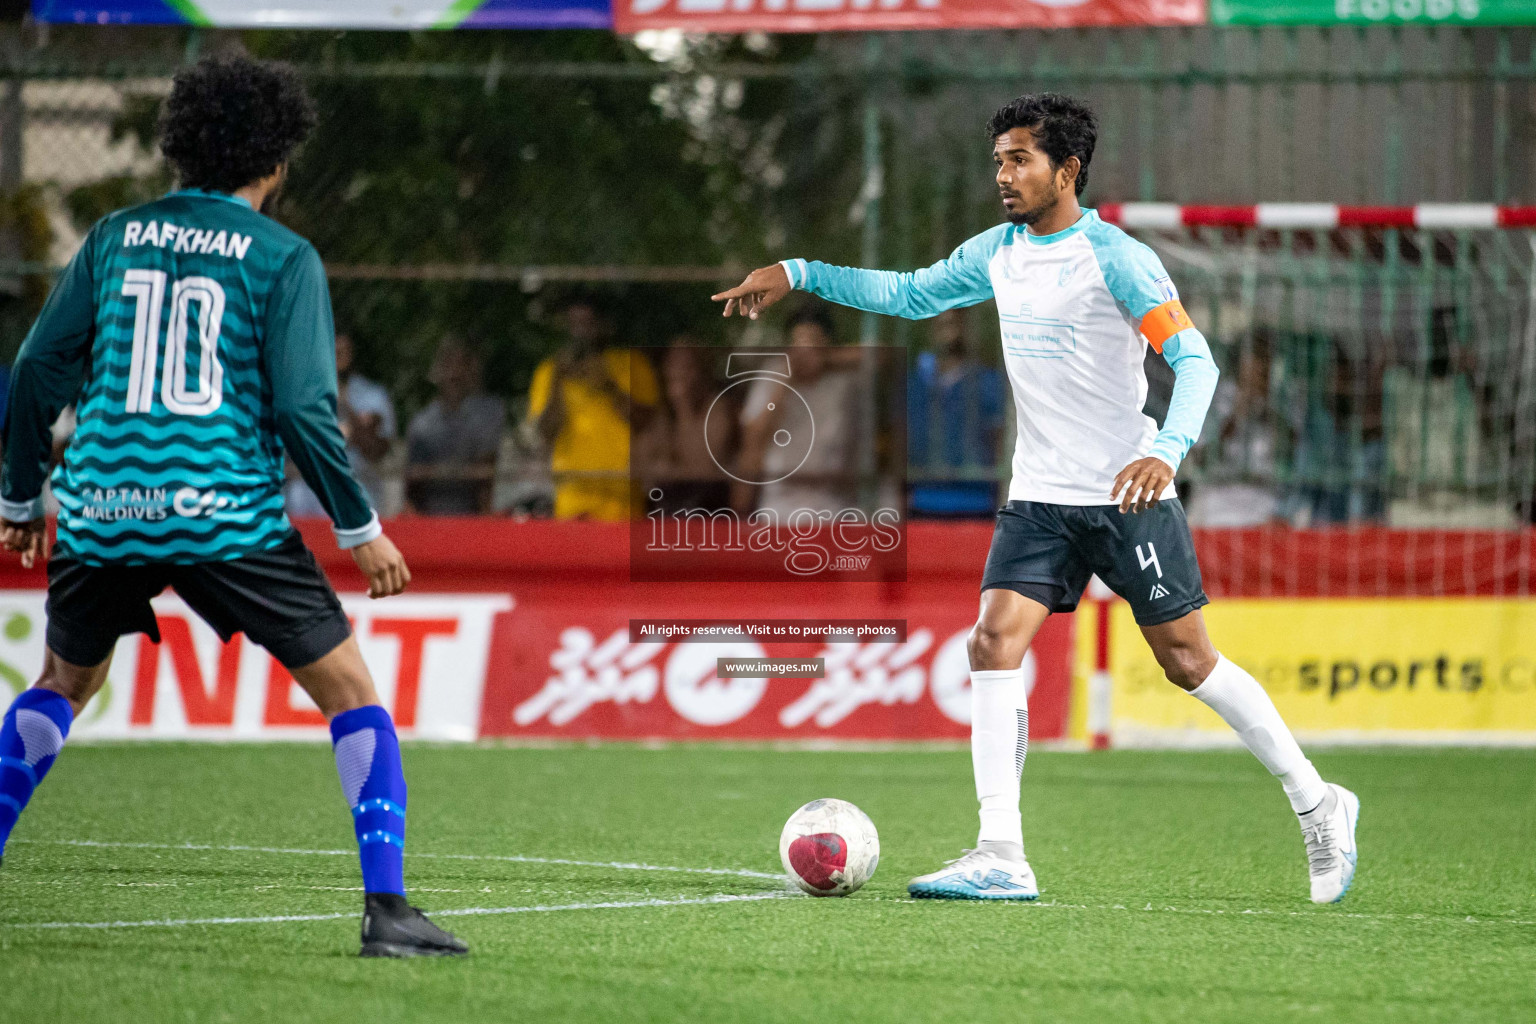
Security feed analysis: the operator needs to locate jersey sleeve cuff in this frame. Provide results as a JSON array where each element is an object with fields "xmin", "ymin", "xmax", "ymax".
[
  {"xmin": 1, "ymin": 496, "xmax": 44, "ymax": 522},
  {"xmin": 1146, "ymin": 444, "xmax": 1183, "ymax": 475},
  {"xmin": 333, "ymin": 511, "xmax": 383, "ymax": 550},
  {"xmin": 780, "ymin": 259, "xmax": 809, "ymax": 290}
]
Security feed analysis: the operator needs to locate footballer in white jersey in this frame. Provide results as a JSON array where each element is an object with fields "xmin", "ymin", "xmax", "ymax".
[{"xmin": 715, "ymin": 93, "xmax": 1360, "ymax": 907}]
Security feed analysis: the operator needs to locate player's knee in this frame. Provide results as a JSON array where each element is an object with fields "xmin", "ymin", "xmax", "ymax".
[
  {"xmin": 967, "ymin": 619, "xmax": 1022, "ymax": 671},
  {"xmin": 1157, "ymin": 640, "xmax": 1217, "ymax": 691}
]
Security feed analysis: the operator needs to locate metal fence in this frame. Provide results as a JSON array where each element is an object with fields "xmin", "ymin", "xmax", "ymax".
[{"xmin": 0, "ymin": 23, "xmax": 1532, "ymax": 525}]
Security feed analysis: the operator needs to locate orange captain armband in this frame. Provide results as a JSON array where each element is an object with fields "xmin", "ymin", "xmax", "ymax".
[{"xmin": 1138, "ymin": 299, "xmax": 1195, "ymax": 353}]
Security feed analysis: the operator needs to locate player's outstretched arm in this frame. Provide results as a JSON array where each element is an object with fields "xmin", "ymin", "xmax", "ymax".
[{"xmin": 713, "ymin": 226, "xmax": 1003, "ymax": 322}]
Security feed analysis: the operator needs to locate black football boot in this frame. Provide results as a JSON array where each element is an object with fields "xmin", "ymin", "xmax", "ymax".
[{"xmin": 359, "ymin": 892, "xmax": 469, "ymax": 958}]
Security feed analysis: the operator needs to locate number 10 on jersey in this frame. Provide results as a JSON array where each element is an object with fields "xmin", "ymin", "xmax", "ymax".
[{"xmin": 121, "ymin": 269, "xmax": 226, "ymax": 416}]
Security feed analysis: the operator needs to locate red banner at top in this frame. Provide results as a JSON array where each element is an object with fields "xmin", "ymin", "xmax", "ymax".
[{"xmin": 615, "ymin": 0, "xmax": 1202, "ymax": 32}]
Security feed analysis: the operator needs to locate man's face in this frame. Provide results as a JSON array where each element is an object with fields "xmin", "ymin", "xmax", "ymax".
[
  {"xmin": 431, "ymin": 342, "xmax": 481, "ymax": 397},
  {"xmin": 567, "ymin": 304, "xmax": 602, "ymax": 349},
  {"xmin": 788, "ymin": 323, "xmax": 829, "ymax": 379},
  {"xmin": 934, "ymin": 309, "xmax": 966, "ymax": 357},
  {"xmin": 993, "ymin": 127, "xmax": 1069, "ymax": 227}
]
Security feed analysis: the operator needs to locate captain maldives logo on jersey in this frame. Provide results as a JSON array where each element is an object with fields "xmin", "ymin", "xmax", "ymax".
[
  {"xmin": 77, "ymin": 487, "xmax": 171, "ymax": 522},
  {"xmin": 122, "ymin": 221, "xmax": 252, "ymax": 260}
]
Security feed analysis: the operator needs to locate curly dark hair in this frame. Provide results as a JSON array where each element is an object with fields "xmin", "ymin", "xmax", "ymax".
[
  {"xmin": 159, "ymin": 54, "xmax": 317, "ymax": 193},
  {"xmin": 985, "ymin": 93, "xmax": 1098, "ymax": 197}
]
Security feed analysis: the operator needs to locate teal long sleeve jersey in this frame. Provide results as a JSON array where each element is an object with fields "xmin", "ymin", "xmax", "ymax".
[
  {"xmin": 781, "ymin": 210, "xmax": 1219, "ymax": 505},
  {"xmin": 0, "ymin": 189, "xmax": 380, "ymax": 564}
]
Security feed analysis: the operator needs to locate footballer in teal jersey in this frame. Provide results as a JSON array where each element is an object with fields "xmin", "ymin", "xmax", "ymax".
[
  {"xmin": 13, "ymin": 188, "xmax": 367, "ymax": 563},
  {"xmin": 0, "ymin": 55, "xmax": 468, "ymax": 958}
]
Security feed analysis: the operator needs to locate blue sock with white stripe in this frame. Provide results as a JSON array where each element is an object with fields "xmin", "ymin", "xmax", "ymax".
[
  {"xmin": 0, "ymin": 688, "xmax": 74, "ymax": 858},
  {"xmin": 329, "ymin": 705, "xmax": 406, "ymax": 896}
]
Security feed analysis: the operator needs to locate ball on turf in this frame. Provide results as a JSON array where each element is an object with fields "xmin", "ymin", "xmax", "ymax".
[{"xmin": 778, "ymin": 798, "xmax": 879, "ymax": 897}]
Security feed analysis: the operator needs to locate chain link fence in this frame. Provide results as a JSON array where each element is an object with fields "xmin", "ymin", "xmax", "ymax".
[{"xmin": 0, "ymin": 23, "xmax": 1532, "ymax": 525}]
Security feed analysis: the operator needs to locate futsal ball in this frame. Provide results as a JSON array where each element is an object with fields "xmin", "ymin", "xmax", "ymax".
[{"xmin": 779, "ymin": 798, "xmax": 880, "ymax": 897}]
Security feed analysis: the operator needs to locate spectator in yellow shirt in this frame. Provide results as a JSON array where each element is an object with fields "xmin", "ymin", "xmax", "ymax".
[{"xmin": 527, "ymin": 299, "xmax": 659, "ymax": 521}]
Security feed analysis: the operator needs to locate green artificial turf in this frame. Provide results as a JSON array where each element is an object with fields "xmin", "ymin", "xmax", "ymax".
[{"xmin": 1, "ymin": 743, "xmax": 1533, "ymax": 1023}]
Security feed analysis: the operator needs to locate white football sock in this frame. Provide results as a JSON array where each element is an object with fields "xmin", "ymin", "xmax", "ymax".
[
  {"xmin": 1191, "ymin": 654, "xmax": 1328, "ymax": 814},
  {"xmin": 971, "ymin": 668, "xmax": 1028, "ymax": 848}
]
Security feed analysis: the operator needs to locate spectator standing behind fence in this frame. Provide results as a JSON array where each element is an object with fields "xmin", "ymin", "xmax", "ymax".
[
  {"xmin": 734, "ymin": 305, "xmax": 862, "ymax": 517},
  {"xmin": 908, "ymin": 308, "xmax": 1004, "ymax": 516},
  {"xmin": 285, "ymin": 332, "xmax": 394, "ymax": 517},
  {"xmin": 404, "ymin": 335, "xmax": 504, "ymax": 515},
  {"xmin": 638, "ymin": 339, "xmax": 735, "ymax": 513},
  {"xmin": 1186, "ymin": 333, "xmax": 1281, "ymax": 527},
  {"xmin": 1383, "ymin": 307, "xmax": 1490, "ymax": 512},
  {"xmin": 526, "ymin": 299, "xmax": 658, "ymax": 521},
  {"xmin": 1277, "ymin": 339, "xmax": 1385, "ymax": 525}
]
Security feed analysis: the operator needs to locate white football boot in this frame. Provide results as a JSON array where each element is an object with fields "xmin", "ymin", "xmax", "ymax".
[
  {"xmin": 907, "ymin": 847, "xmax": 1039, "ymax": 901},
  {"xmin": 1299, "ymin": 783, "xmax": 1360, "ymax": 904}
]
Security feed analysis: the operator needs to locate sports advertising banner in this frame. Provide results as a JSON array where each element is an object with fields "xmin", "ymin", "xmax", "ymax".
[
  {"xmin": 614, "ymin": 0, "xmax": 1202, "ymax": 34},
  {"xmin": 479, "ymin": 594, "xmax": 1075, "ymax": 741},
  {"xmin": 32, "ymin": 0, "xmax": 614, "ymax": 29},
  {"xmin": 1106, "ymin": 599, "xmax": 1536, "ymax": 743},
  {"xmin": 0, "ymin": 520, "xmax": 1076, "ymax": 743},
  {"xmin": 1211, "ymin": 0, "xmax": 1536, "ymax": 25},
  {"xmin": 0, "ymin": 591, "xmax": 511, "ymax": 740}
]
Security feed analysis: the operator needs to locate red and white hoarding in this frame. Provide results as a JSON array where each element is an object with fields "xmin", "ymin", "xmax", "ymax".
[
  {"xmin": 0, "ymin": 592, "xmax": 512, "ymax": 741},
  {"xmin": 615, "ymin": 0, "xmax": 1201, "ymax": 34},
  {"xmin": 0, "ymin": 521, "xmax": 1076, "ymax": 744}
]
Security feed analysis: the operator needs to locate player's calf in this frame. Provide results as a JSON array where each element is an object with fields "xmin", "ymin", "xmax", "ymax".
[{"xmin": 0, "ymin": 687, "xmax": 73, "ymax": 864}]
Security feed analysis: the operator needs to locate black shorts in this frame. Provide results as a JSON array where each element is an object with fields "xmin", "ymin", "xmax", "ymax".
[
  {"xmin": 980, "ymin": 498, "xmax": 1209, "ymax": 626},
  {"xmin": 46, "ymin": 531, "xmax": 353, "ymax": 670}
]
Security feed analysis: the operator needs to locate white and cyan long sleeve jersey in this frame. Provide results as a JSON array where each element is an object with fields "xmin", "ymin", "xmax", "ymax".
[{"xmin": 781, "ymin": 208, "xmax": 1219, "ymax": 507}]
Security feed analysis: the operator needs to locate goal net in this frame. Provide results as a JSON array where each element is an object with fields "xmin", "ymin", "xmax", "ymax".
[{"xmin": 1118, "ymin": 207, "xmax": 1536, "ymax": 599}]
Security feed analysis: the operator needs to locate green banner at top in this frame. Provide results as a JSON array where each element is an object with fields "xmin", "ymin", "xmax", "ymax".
[{"xmin": 1213, "ymin": 0, "xmax": 1536, "ymax": 24}]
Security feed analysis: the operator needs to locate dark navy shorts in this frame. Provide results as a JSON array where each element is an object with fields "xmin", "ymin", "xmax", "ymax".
[
  {"xmin": 45, "ymin": 531, "xmax": 353, "ymax": 670},
  {"xmin": 980, "ymin": 498, "xmax": 1209, "ymax": 627}
]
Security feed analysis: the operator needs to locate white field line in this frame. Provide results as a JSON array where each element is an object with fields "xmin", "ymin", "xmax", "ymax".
[
  {"xmin": 14, "ymin": 838, "xmax": 784, "ymax": 880},
  {"xmin": 2, "ymin": 892, "xmax": 789, "ymax": 931}
]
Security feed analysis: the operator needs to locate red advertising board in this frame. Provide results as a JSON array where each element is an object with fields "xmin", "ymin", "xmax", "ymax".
[
  {"xmin": 0, "ymin": 520, "xmax": 1075, "ymax": 743},
  {"xmin": 370, "ymin": 520, "xmax": 1073, "ymax": 742},
  {"xmin": 615, "ymin": 0, "xmax": 1202, "ymax": 33}
]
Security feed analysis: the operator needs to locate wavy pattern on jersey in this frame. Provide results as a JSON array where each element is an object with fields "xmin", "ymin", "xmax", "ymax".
[
  {"xmin": 85, "ymin": 344, "xmax": 268, "ymax": 379},
  {"xmin": 62, "ymin": 440, "xmax": 273, "ymax": 470},
  {"xmin": 57, "ymin": 192, "xmax": 308, "ymax": 565},
  {"xmin": 58, "ymin": 471, "xmax": 280, "ymax": 498},
  {"xmin": 56, "ymin": 528, "xmax": 293, "ymax": 565},
  {"xmin": 70, "ymin": 421, "xmax": 263, "ymax": 450}
]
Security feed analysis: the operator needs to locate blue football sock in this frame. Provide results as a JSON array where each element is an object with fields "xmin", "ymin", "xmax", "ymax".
[
  {"xmin": 0, "ymin": 688, "xmax": 74, "ymax": 857},
  {"xmin": 329, "ymin": 705, "xmax": 406, "ymax": 896}
]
